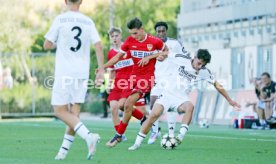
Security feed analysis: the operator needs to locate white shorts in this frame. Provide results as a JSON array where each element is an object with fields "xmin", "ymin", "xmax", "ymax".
[
  {"xmin": 51, "ymin": 77, "xmax": 88, "ymax": 105},
  {"xmin": 150, "ymin": 80, "xmax": 169, "ymax": 97},
  {"xmin": 150, "ymin": 85, "xmax": 162, "ymax": 97},
  {"xmin": 155, "ymin": 91, "xmax": 190, "ymax": 113},
  {"xmin": 257, "ymin": 100, "xmax": 265, "ymax": 110}
]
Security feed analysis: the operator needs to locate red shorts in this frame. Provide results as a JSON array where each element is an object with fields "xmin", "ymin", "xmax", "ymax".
[
  {"xmin": 121, "ymin": 75, "xmax": 154, "ymax": 99},
  {"xmin": 107, "ymin": 76, "xmax": 129, "ymax": 102},
  {"xmin": 107, "ymin": 88, "xmax": 122, "ymax": 102},
  {"xmin": 108, "ymin": 88, "xmax": 145, "ymax": 106}
]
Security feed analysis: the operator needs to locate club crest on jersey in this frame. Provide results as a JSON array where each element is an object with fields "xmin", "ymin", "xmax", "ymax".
[{"xmin": 147, "ymin": 44, "xmax": 153, "ymax": 51}]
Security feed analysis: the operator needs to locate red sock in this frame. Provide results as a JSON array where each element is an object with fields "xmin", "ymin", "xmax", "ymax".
[
  {"xmin": 114, "ymin": 125, "xmax": 119, "ymax": 132},
  {"xmin": 132, "ymin": 108, "xmax": 144, "ymax": 120},
  {"xmin": 117, "ymin": 121, "xmax": 128, "ymax": 135}
]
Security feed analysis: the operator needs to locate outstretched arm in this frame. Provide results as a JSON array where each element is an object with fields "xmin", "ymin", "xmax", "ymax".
[
  {"xmin": 214, "ymin": 81, "xmax": 241, "ymax": 109},
  {"xmin": 102, "ymin": 52, "xmax": 124, "ymax": 69},
  {"xmin": 138, "ymin": 45, "xmax": 169, "ymax": 67}
]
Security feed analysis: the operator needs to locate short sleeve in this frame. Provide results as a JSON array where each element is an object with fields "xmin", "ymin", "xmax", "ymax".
[
  {"xmin": 155, "ymin": 38, "xmax": 165, "ymax": 51},
  {"xmin": 200, "ymin": 68, "xmax": 215, "ymax": 85},
  {"xmin": 44, "ymin": 17, "xmax": 60, "ymax": 43},
  {"xmin": 90, "ymin": 21, "xmax": 101, "ymax": 44},
  {"xmin": 120, "ymin": 37, "xmax": 130, "ymax": 53},
  {"xmin": 173, "ymin": 40, "xmax": 183, "ymax": 53}
]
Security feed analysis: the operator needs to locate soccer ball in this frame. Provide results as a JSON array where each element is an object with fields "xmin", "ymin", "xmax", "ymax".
[
  {"xmin": 160, "ymin": 134, "xmax": 178, "ymax": 150},
  {"xmin": 199, "ymin": 119, "xmax": 209, "ymax": 128}
]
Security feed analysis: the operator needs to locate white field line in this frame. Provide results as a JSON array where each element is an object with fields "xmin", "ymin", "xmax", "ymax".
[
  {"xmin": 188, "ymin": 134, "xmax": 276, "ymax": 142},
  {"xmin": 1, "ymin": 122, "xmax": 276, "ymax": 142}
]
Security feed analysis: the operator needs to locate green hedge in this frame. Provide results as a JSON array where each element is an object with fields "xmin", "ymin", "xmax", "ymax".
[
  {"xmin": 0, "ymin": 84, "xmax": 52, "ymax": 113},
  {"xmin": 0, "ymin": 84, "xmax": 103, "ymax": 115}
]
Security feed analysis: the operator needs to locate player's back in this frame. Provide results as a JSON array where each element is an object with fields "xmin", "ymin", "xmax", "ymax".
[{"xmin": 50, "ymin": 11, "xmax": 99, "ymax": 79}]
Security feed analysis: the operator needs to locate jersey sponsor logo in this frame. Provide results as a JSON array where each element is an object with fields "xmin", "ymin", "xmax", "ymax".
[
  {"xmin": 130, "ymin": 50, "xmax": 153, "ymax": 58},
  {"xmin": 114, "ymin": 58, "xmax": 134, "ymax": 69},
  {"xmin": 175, "ymin": 54, "xmax": 191, "ymax": 59},
  {"xmin": 147, "ymin": 44, "xmax": 153, "ymax": 51},
  {"xmin": 178, "ymin": 66, "xmax": 197, "ymax": 82}
]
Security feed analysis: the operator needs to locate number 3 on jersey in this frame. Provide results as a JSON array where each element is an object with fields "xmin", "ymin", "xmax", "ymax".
[{"xmin": 70, "ymin": 26, "xmax": 82, "ymax": 52}]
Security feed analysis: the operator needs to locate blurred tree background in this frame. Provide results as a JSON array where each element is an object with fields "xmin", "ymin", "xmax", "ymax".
[{"xmin": 0, "ymin": 0, "xmax": 180, "ymax": 115}]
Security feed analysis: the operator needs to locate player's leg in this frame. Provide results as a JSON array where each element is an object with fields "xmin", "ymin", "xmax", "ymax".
[
  {"xmin": 120, "ymin": 92, "xmax": 142, "ymax": 131},
  {"xmin": 106, "ymin": 92, "xmax": 141, "ymax": 147},
  {"xmin": 167, "ymin": 111, "xmax": 177, "ymax": 137},
  {"xmin": 135, "ymin": 97, "xmax": 148, "ymax": 124},
  {"xmin": 129, "ymin": 103, "xmax": 164, "ymax": 150},
  {"xmin": 110, "ymin": 100, "xmax": 120, "ymax": 130},
  {"xmin": 257, "ymin": 101, "xmax": 267, "ymax": 129},
  {"xmin": 264, "ymin": 102, "xmax": 273, "ymax": 119},
  {"xmin": 55, "ymin": 104, "xmax": 79, "ymax": 160},
  {"xmin": 109, "ymin": 99, "xmax": 127, "ymax": 141},
  {"xmin": 148, "ymin": 94, "xmax": 162, "ymax": 144},
  {"xmin": 267, "ymin": 102, "xmax": 276, "ymax": 123},
  {"xmin": 175, "ymin": 101, "xmax": 194, "ymax": 144},
  {"xmin": 54, "ymin": 104, "xmax": 100, "ymax": 160},
  {"xmin": 75, "ymin": 79, "xmax": 101, "ymax": 159}
]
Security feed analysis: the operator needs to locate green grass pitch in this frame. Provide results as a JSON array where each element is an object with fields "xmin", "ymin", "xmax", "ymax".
[{"xmin": 0, "ymin": 119, "xmax": 275, "ymax": 164}]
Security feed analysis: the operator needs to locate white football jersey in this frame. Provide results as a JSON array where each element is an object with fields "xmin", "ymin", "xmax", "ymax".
[
  {"xmin": 45, "ymin": 11, "xmax": 100, "ymax": 79},
  {"xmin": 163, "ymin": 53, "xmax": 215, "ymax": 98},
  {"xmin": 154, "ymin": 38, "xmax": 183, "ymax": 81}
]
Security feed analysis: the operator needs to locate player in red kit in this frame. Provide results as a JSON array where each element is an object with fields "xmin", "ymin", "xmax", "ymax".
[
  {"xmin": 100, "ymin": 18, "xmax": 168, "ymax": 147},
  {"xmin": 106, "ymin": 27, "xmax": 147, "ymax": 140}
]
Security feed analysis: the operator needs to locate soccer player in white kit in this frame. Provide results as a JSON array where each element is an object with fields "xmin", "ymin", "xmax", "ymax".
[
  {"xmin": 43, "ymin": 0, "xmax": 104, "ymax": 160},
  {"xmin": 148, "ymin": 21, "xmax": 184, "ymax": 144},
  {"xmin": 128, "ymin": 49, "xmax": 241, "ymax": 150}
]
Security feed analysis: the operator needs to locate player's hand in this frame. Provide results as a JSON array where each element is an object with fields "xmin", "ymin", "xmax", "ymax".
[
  {"xmin": 157, "ymin": 51, "xmax": 168, "ymax": 61},
  {"xmin": 157, "ymin": 55, "xmax": 165, "ymax": 61},
  {"xmin": 229, "ymin": 100, "xmax": 241, "ymax": 110},
  {"xmin": 138, "ymin": 57, "xmax": 150, "ymax": 67},
  {"xmin": 95, "ymin": 68, "xmax": 104, "ymax": 87}
]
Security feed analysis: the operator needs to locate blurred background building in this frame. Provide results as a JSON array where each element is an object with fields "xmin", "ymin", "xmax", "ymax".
[{"xmin": 177, "ymin": 0, "xmax": 276, "ymax": 90}]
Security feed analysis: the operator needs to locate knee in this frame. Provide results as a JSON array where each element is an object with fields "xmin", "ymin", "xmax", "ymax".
[
  {"xmin": 179, "ymin": 103, "xmax": 194, "ymax": 113},
  {"xmin": 54, "ymin": 109, "xmax": 62, "ymax": 118},
  {"xmin": 124, "ymin": 101, "xmax": 134, "ymax": 113},
  {"xmin": 151, "ymin": 112, "xmax": 159, "ymax": 119},
  {"xmin": 111, "ymin": 106, "xmax": 118, "ymax": 114},
  {"xmin": 187, "ymin": 105, "xmax": 194, "ymax": 113},
  {"xmin": 118, "ymin": 103, "xmax": 124, "ymax": 111}
]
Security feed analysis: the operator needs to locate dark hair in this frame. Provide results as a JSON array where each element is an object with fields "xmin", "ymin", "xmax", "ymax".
[
  {"xmin": 108, "ymin": 27, "xmax": 122, "ymax": 35},
  {"xmin": 196, "ymin": 49, "xmax": 211, "ymax": 64},
  {"xmin": 261, "ymin": 72, "xmax": 271, "ymax": 78},
  {"xmin": 154, "ymin": 21, "xmax": 168, "ymax": 31},
  {"xmin": 127, "ymin": 18, "xmax": 143, "ymax": 29},
  {"xmin": 68, "ymin": 0, "xmax": 80, "ymax": 3}
]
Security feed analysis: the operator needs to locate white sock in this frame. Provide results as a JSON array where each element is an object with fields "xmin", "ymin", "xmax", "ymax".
[
  {"xmin": 179, "ymin": 124, "xmax": 189, "ymax": 139},
  {"xmin": 167, "ymin": 112, "xmax": 177, "ymax": 137},
  {"xmin": 259, "ymin": 119, "xmax": 266, "ymax": 125},
  {"xmin": 74, "ymin": 122, "xmax": 90, "ymax": 140},
  {"xmin": 58, "ymin": 134, "xmax": 74, "ymax": 155},
  {"xmin": 135, "ymin": 132, "xmax": 146, "ymax": 146},
  {"xmin": 151, "ymin": 119, "xmax": 159, "ymax": 134}
]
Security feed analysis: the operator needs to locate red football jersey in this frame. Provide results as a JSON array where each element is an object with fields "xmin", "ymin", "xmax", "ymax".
[{"xmin": 120, "ymin": 34, "xmax": 165, "ymax": 76}]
